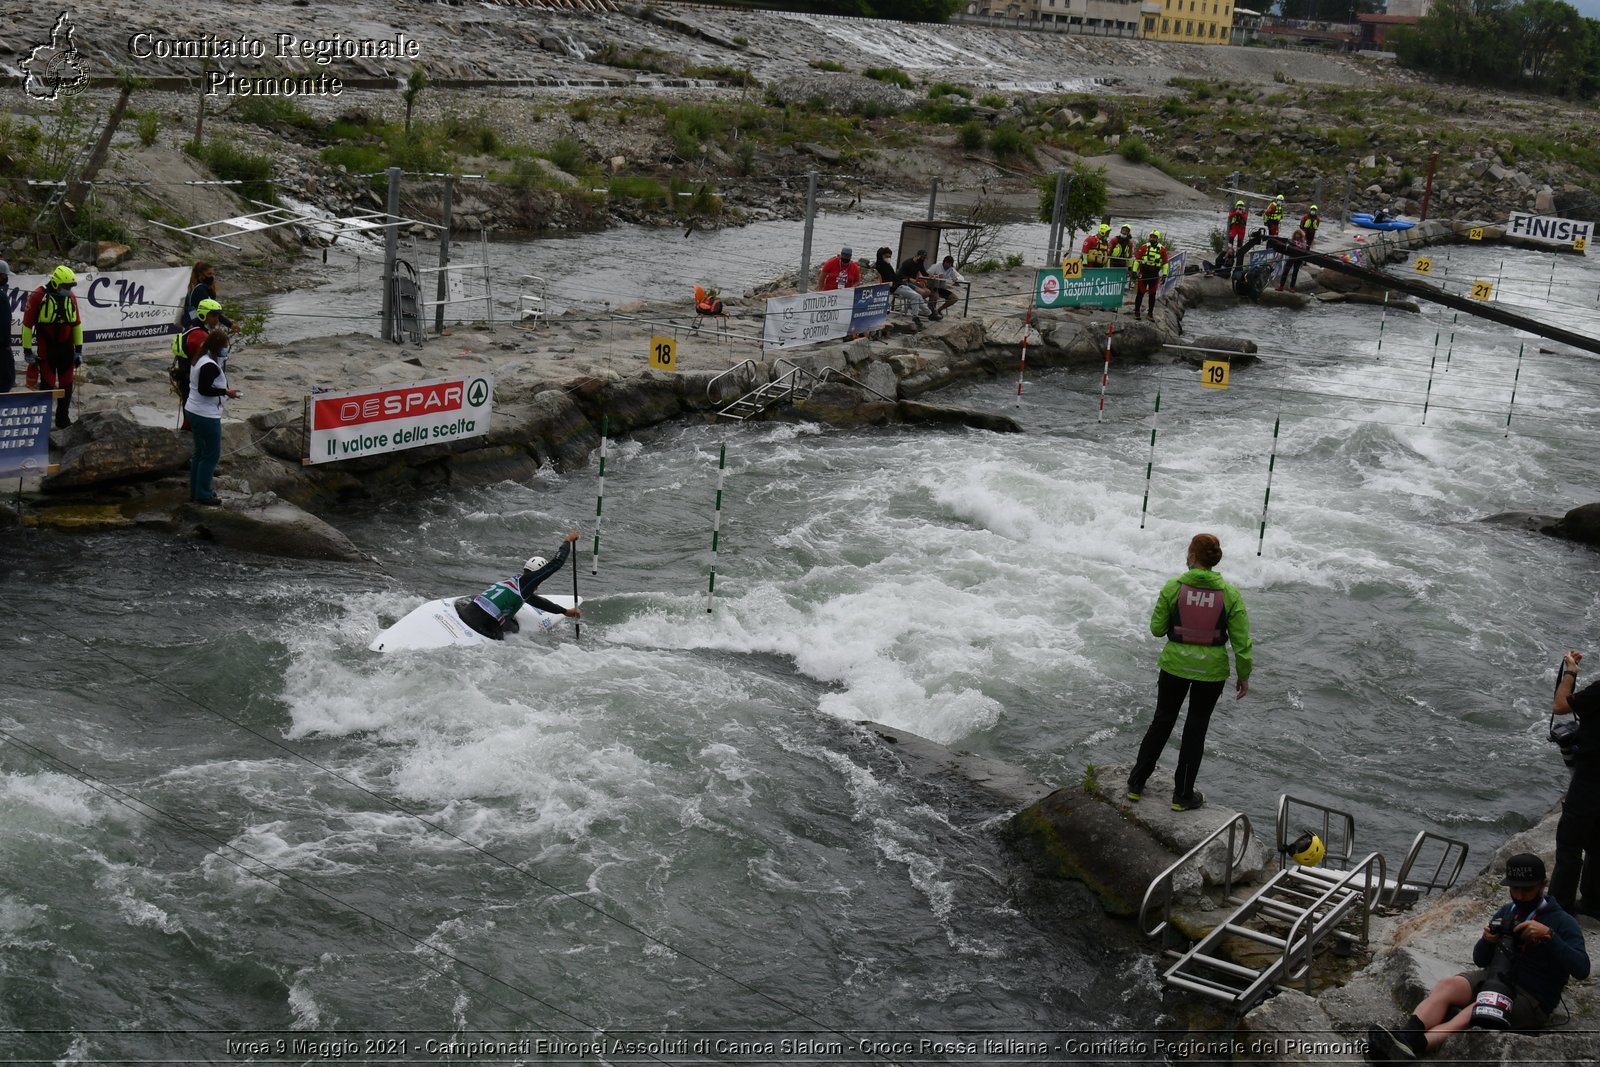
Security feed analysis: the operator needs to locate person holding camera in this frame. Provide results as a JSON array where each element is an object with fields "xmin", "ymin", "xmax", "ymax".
[
  {"xmin": 1365, "ymin": 853, "xmax": 1588, "ymax": 1062},
  {"xmin": 1551, "ymin": 650, "xmax": 1600, "ymax": 916}
]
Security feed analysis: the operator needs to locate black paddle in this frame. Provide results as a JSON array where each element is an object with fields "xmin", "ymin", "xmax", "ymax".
[{"xmin": 571, "ymin": 546, "xmax": 581, "ymax": 641}]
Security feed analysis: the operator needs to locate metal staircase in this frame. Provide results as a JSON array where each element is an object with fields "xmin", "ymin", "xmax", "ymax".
[
  {"xmin": 714, "ymin": 358, "xmax": 894, "ymax": 422},
  {"xmin": 1138, "ymin": 794, "xmax": 1469, "ymax": 1013}
]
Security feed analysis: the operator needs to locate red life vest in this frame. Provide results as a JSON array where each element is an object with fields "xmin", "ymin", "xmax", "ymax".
[{"xmin": 1170, "ymin": 583, "xmax": 1228, "ymax": 646}]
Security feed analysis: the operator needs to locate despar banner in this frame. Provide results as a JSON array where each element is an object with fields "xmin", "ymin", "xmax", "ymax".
[{"xmin": 5, "ymin": 267, "xmax": 190, "ymax": 352}]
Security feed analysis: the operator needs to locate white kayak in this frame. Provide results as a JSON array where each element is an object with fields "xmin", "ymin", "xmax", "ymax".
[{"xmin": 369, "ymin": 595, "xmax": 582, "ymax": 653}]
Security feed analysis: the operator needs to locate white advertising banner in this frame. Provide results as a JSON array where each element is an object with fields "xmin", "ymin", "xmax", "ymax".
[
  {"xmin": 762, "ymin": 288, "xmax": 853, "ymax": 349},
  {"xmin": 1506, "ymin": 211, "xmax": 1592, "ymax": 249},
  {"xmin": 4, "ymin": 267, "xmax": 190, "ymax": 351},
  {"xmin": 305, "ymin": 374, "xmax": 494, "ymax": 465}
]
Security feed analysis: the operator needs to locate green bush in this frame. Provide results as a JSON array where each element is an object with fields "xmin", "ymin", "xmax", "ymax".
[
  {"xmin": 231, "ymin": 96, "xmax": 318, "ymax": 132},
  {"xmin": 927, "ymin": 81, "xmax": 973, "ymax": 99},
  {"xmin": 966, "ymin": 253, "xmax": 1024, "ymax": 274},
  {"xmin": 988, "ymin": 124, "xmax": 1034, "ymax": 162},
  {"xmin": 978, "ymin": 93, "xmax": 1008, "ymax": 109},
  {"xmin": 320, "ymin": 142, "xmax": 388, "ymax": 175},
  {"xmin": 957, "ymin": 121, "xmax": 985, "ymax": 151},
  {"xmin": 734, "ymin": 139, "xmax": 758, "ymax": 176},
  {"xmin": 185, "ymin": 138, "xmax": 275, "ymax": 202},
  {"xmin": 136, "ymin": 110, "xmax": 159, "ymax": 147},
  {"xmin": 809, "ymin": 59, "xmax": 846, "ymax": 72},
  {"xmin": 863, "ymin": 66, "xmax": 912, "ymax": 89},
  {"xmin": 1119, "ymin": 137, "xmax": 1152, "ymax": 164},
  {"xmin": 687, "ymin": 65, "xmax": 757, "ymax": 87},
  {"xmin": 919, "ymin": 99, "xmax": 973, "ymax": 125},
  {"xmin": 666, "ymin": 104, "xmax": 719, "ymax": 159},
  {"xmin": 543, "ymin": 135, "xmax": 587, "ymax": 174}
]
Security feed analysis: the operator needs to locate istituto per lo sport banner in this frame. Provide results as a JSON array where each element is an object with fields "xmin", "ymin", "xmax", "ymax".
[
  {"xmin": 305, "ymin": 375, "xmax": 493, "ymax": 465},
  {"xmin": 762, "ymin": 283, "xmax": 892, "ymax": 349},
  {"xmin": 1034, "ymin": 267, "xmax": 1128, "ymax": 309},
  {"xmin": 4, "ymin": 267, "xmax": 190, "ymax": 352}
]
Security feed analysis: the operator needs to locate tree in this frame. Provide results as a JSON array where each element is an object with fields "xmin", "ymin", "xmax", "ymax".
[
  {"xmin": 403, "ymin": 65, "xmax": 428, "ymax": 137},
  {"xmin": 1037, "ymin": 162, "xmax": 1110, "ymax": 250}
]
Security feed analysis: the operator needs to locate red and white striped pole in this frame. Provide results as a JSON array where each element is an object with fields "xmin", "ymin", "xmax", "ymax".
[
  {"xmin": 1097, "ymin": 311, "xmax": 1116, "ymax": 423},
  {"xmin": 1014, "ymin": 297, "xmax": 1035, "ymax": 406}
]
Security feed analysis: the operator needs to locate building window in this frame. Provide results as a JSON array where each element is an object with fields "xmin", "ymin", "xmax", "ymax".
[
  {"xmin": 1187, "ymin": 19, "xmax": 1194, "ymax": 33},
  {"xmin": 1162, "ymin": 17, "xmax": 1170, "ymax": 31},
  {"xmin": 1209, "ymin": 22, "xmax": 1216, "ymax": 35}
]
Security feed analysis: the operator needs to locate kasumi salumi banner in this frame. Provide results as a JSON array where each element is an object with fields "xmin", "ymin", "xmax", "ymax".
[{"xmin": 305, "ymin": 375, "xmax": 493, "ymax": 465}]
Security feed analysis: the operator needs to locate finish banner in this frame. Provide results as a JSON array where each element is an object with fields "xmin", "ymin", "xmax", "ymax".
[
  {"xmin": 1034, "ymin": 267, "xmax": 1127, "ymax": 309},
  {"xmin": 4, "ymin": 267, "xmax": 190, "ymax": 351},
  {"xmin": 0, "ymin": 391, "xmax": 55, "ymax": 478},
  {"xmin": 762, "ymin": 284, "xmax": 891, "ymax": 349},
  {"xmin": 305, "ymin": 374, "xmax": 493, "ymax": 465},
  {"xmin": 1507, "ymin": 211, "xmax": 1591, "ymax": 251}
]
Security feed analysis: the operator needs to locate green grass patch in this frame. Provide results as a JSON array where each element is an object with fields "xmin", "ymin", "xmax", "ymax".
[
  {"xmin": 666, "ymin": 104, "xmax": 719, "ymax": 159},
  {"xmin": 1118, "ymin": 137, "xmax": 1152, "ymax": 164},
  {"xmin": 988, "ymin": 124, "xmax": 1034, "ymax": 162},
  {"xmin": 230, "ymin": 96, "xmax": 319, "ymax": 133},
  {"xmin": 809, "ymin": 59, "xmax": 846, "ymax": 72},
  {"xmin": 957, "ymin": 121, "xmax": 985, "ymax": 151},
  {"xmin": 185, "ymin": 138, "xmax": 276, "ymax": 202},
  {"xmin": 927, "ymin": 81, "xmax": 973, "ymax": 99},
  {"xmin": 542, "ymin": 136, "xmax": 587, "ymax": 174},
  {"xmin": 687, "ymin": 64, "xmax": 758, "ymax": 87},
  {"xmin": 863, "ymin": 66, "xmax": 912, "ymax": 89},
  {"xmin": 608, "ymin": 175, "xmax": 668, "ymax": 207}
]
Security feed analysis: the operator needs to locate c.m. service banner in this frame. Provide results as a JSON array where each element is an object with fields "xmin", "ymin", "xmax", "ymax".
[
  {"xmin": 4, "ymin": 267, "xmax": 190, "ymax": 352},
  {"xmin": 305, "ymin": 375, "xmax": 493, "ymax": 465}
]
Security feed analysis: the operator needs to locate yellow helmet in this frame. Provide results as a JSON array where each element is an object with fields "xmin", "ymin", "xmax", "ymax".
[
  {"xmin": 1276, "ymin": 194, "xmax": 1285, "ymax": 202},
  {"xmin": 1309, "ymin": 205, "xmax": 1320, "ymax": 214},
  {"xmin": 1149, "ymin": 230, "xmax": 1162, "ymax": 241},
  {"xmin": 197, "ymin": 298, "xmax": 223, "ymax": 317},
  {"xmin": 1098, "ymin": 223, "xmax": 1111, "ymax": 236},
  {"xmin": 50, "ymin": 265, "xmax": 77, "ymax": 286},
  {"xmin": 1235, "ymin": 200, "xmax": 1245, "ymax": 207},
  {"xmin": 1285, "ymin": 831, "xmax": 1326, "ymax": 868}
]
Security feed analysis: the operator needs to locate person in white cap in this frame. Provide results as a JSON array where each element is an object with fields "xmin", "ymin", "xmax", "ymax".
[
  {"xmin": 454, "ymin": 530, "xmax": 583, "ymax": 639},
  {"xmin": 0, "ymin": 261, "xmax": 13, "ymax": 393}
]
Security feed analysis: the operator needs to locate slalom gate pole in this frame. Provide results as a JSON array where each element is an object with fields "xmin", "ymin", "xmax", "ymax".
[
  {"xmin": 1505, "ymin": 343, "xmax": 1525, "ymax": 437},
  {"xmin": 571, "ymin": 549, "xmax": 581, "ymax": 641},
  {"xmin": 1097, "ymin": 310, "xmax": 1116, "ymax": 423},
  {"xmin": 1444, "ymin": 313, "xmax": 1459, "ymax": 371},
  {"xmin": 1139, "ymin": 367, "xmax": 1163, "ymax": 531},
  {"xmin": 1494, "ymin": 258, "xmax": 1504, "ymax": 299},
  {"xmin": 1015, "ymin": 297, "xmax": 1035, "ymax": 406},
  {"xmin": 1376, "ymin": 291, "xmax": 1389, "ymax": 354},
  {"xmin": 591, "ymin": 414, "xmax": 608, "ymax": 575},
  {"xmin": 706, "ymin": 442, "xmax": 727, "ymax": 613},
  {"xmin": 1422, "ymin": 343, "xmax": 1438, "ymax": 425},
  {"xmin": 1547, "ymin": 257, "xmax": 1558, "ymax": 301},
  {"xmin": 1257, "ymin": 377, "xmax": 1285, "ymax": 557}
]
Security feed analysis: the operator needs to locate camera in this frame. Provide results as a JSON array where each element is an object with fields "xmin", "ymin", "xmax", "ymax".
[
  {"xmin": 1550, "ymin": 659, "xmax": 1581, "ymax": 767},
  {"xmin": 1470, "ymin": 912, "xmax": 1520, "ymax": 1030}
]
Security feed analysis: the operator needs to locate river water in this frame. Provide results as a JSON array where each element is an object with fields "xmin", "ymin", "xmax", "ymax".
[{"xmin": 4, "ymin": 223, "xmax": 1600, "ymax": 1061}]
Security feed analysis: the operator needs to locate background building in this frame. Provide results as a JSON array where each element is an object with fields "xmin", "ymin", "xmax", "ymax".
[
  {"xmin": 965, "ymin": 0, "xmax": 1143, "ymax": 36},
  {"xmin": 1140, "ymin": 0, "xmax": 1236, "ymax": 44}
]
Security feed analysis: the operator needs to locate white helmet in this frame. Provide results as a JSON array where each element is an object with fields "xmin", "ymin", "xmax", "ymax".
[{"xmin": 524, "ymin": 555, "xmax": 547, "ymax": 571}]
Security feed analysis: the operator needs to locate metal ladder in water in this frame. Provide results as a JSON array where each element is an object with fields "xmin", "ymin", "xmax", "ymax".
[
  {"xmin": 1138, "ymin": 795, "xmax": 1468, "ymax": 1013},
  {"xmin": 711, "ymin": 358, "xmax": 893, "ymax": 422}
]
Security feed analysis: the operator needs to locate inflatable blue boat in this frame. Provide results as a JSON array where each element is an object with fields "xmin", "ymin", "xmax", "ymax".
[{"xmin": 1349, "ymin": 213, "xmax": 1416, "ymax": 231}]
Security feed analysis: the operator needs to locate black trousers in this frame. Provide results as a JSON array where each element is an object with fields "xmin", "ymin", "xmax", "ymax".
[
  {"xmin": 1550, "ymin": 772, "xmax": 1600, "ymax": 912},
  {"xmin": 1128, "ymin": 669, "xmax": 1226, "ymax": 799},
  {"xmin": 454, "ymin": 598, "xmax": 514, "ymax": 640}
]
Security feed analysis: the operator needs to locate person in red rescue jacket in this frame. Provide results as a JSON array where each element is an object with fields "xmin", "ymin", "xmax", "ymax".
[
  {"xmin": 21, "ymin": 265, "xmax": 84, "ymax": 427},
  {"xmin": 1299, "ymin": 205, "xmax": 1321, "ymax": 250},
  {"xmin": 1131, "ymin": 231, "xmax": 1169, "ymax": 322},
  {"xmin": 1081, "ymin": 223, "xmax": 1112, "ymax": 267},
  {"xmin": 1226, "ymin": 200, "xmax": 1249, "ymax": 256}
]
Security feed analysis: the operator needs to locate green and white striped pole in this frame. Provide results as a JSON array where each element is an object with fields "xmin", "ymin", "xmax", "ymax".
[
  {"xmin": 1546, "ymin": 257, "xmax": 1558, "ymax": 301},
  {"xmin": 707, "ymin": 441, "xmax": 727, "ymax": 613},
  {"xmin": 1139, "ymin": 368, "xmax": 1163, "ymax": 531},
  {"xmin": 1444, "ymin": 312, "xmax": 1459, "ymax": 371},
  {"xmin": 1422, "ymin": 346, "xmax": 1438, "ymax": 425},
  {"xmin": 591, "ymin": 415, "xmax": 608, "ymax": 575},
  {"xmin": 1505, "ymin": 343, "xmax": 1525, "ymax": 437}
]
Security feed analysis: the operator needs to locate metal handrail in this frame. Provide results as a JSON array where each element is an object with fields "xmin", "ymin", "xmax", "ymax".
[
  {"xmin": 1276, "ymin": 793, "xmax": 1356, "ymax": 871},
  {"xmin": 817, "ymin": 367, "xmax": 895, "ymax": 403},
  {"xmin": 1280, "ymin": 851, "xmax": 1385, "ymax": 992},
  {"xmin": 1138, "ymin": 813, "xmax": 1253, "ymax": 942},
  {"xmin": 1389, "ymin": 830, "xmax": 1469, "ymax": 906},
  {"xmin": 706, "ymin": 359, "xmax": 759, "ymax": 401}
]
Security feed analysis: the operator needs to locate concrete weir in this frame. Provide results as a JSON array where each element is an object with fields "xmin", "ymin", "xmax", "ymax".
[{"xmin": 855, "ymin": 720, "xmax": 1600, "ymax": 1064}]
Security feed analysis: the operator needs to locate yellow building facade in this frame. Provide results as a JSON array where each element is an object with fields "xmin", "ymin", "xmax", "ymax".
[{"xmin": 1140, "ymin": 0, "xmax": 1234, "ymax": 44}]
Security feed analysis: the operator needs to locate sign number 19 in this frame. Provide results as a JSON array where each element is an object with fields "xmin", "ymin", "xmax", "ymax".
[{"xmin": 1201, "ymin": 360, "xmax": 1230, "ymax": 390}]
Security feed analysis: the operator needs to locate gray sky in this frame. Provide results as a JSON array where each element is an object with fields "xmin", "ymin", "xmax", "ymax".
[{"xmin": 1571, "ymin": 0, "xmax": 1600, "ymax": 19}]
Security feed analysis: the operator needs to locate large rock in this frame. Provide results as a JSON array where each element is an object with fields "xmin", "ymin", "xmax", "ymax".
[
  {"xmin": 1552, "ymin": 502, "xmax": 1600, "ymax": 548},
  {"xmin": 174, "ymin": 493, "xmax": 364, "ymax": 561},
  {"xmin": 897, "ymin": 401, "xmax": 1021, "ymax": 433},
  {"xmin": 44, "ymin": 412, "xmax": 191, "ymax": 490}
]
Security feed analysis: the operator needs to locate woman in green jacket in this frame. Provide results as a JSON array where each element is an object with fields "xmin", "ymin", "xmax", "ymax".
[{"xmin": 1126, "ymin": 532, "xmax": 1252, "ymax": 811}]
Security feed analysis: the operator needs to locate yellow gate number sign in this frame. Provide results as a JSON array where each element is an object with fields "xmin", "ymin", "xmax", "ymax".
[
  {"xmin": 1201, "ymin": 360, "xmax": 1230, "ymax": 390},
  {"xmin": 1468, "ymin": 227, "xmax": 1485, "ymax": 241},
  {"xmin": 1576, "ymin": 237, "xmax": 1588, "ymax": 253},
  {"xmin": 1060, "ymin": 257, "xmax": 1084, "ymax": 279},
  {"xmin": 649, "ymin": 335, "xmax": 677, "ymax": 372},
  {"xmin": 1470, "ymin": 280, "xmax": 1494, "ymax": 302},
  {"xmin": 1412, "ymin": 256, "xmax": 1433, "ymax": 275}
]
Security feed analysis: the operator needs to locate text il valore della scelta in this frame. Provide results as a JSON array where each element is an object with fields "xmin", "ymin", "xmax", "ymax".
[{"xmin": 124, "ymin": 32, "xmax": 421, "ymax": 97}]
